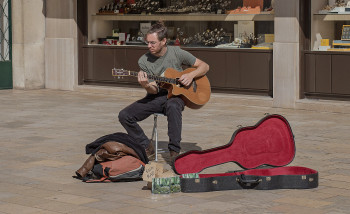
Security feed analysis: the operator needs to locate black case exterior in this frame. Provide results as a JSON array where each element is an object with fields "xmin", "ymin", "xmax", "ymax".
[{"xmin": 180, "ymin": 167, "xmax": 318, "ymax": 192}]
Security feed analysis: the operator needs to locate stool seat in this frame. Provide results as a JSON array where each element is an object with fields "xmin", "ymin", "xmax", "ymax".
[{"xmin": 151, "ymin": 113, "xmax": 166, "ymax": 161}]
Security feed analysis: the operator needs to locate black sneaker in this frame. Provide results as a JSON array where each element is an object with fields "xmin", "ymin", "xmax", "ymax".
[{"xmin": 170, "ymin": 150, "xmax": 179, "ymax": 159}]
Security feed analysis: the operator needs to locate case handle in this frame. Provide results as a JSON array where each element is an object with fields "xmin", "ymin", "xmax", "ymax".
[{"xmin": 236, "ymin": 175, "xmax": 261, "ymax": 188}]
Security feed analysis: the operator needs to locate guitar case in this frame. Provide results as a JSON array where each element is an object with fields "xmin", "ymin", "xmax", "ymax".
[{"xmin": 173, "ymin": 114, "xmax": 318, "ymax": 192}]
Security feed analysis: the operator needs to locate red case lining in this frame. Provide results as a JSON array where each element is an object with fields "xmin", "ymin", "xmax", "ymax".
[
  {"xmin": 174, "ymin": 115, "xmax": 295, "ymax": 175},
  {"xmin": 198, "ymin": 166, "xmax": 317, "ymax": 178}
]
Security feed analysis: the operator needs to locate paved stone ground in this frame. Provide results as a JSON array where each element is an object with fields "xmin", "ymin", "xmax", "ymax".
[{"xmin": 0, "ymin": 88, "xmax": 350, "ymax": 213}]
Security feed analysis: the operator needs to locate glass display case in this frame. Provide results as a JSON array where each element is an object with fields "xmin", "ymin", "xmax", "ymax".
[
  {"xmin": 303, "ymin": 0, "xmax": 350, "ymax": 99},
  {"xmin": 311, "ymin": 0, "xmax": 350, "ymax": 51},
  {"xmin": 78, "ymin": 0, "xmax": 275, "ymax": 96},
  {"xmin": 88, "ymin": 0, "xmax": 275, "ymax": 49}
]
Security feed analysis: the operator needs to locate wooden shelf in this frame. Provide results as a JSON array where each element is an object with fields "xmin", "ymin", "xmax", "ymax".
[
  {"xmin": 314, "ymin": 13, "xmax": 350, "ymax": 21},
  {"xmin": 92, "ymin": 13, "xmax": 275, "ymax": 22}
]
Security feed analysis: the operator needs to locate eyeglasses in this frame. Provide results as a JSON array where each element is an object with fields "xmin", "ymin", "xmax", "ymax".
[{"xmin": 145, "ymin": 41, "xmax": 159, "ymax": 46}]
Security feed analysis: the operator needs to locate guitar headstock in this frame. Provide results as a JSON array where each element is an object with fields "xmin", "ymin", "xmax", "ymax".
[{"xmin": 112, "ymin": 68, "xmax": 130, "ymax": 77}]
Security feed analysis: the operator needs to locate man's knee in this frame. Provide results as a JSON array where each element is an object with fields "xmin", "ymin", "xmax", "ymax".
[
  {"xmin": 166, "ymin": 98, "xmax": 185, "ymax": 112},
  {"xmin": 118, "ymin": 109, "xmax": 129, "ymax": 123}
]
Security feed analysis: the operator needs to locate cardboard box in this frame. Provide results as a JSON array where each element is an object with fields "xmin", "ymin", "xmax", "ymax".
[
  {"xmin": 321, "ymin": 39, "xmax": 330, "ymax": 46},
  {"xmin": 243, "ymin": 0, "xmax": 263, "ymax": 10},
  {"xmin": 140, "ymin": 23, "xmax": 151, "ymax": 36}
]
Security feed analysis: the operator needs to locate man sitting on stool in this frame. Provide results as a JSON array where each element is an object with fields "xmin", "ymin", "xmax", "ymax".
[{"xmin": 118, "ymin": 21, "xmax": 209, "ymax": 160}]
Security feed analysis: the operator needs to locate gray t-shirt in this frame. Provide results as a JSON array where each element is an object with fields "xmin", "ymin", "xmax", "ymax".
[{"xmin": 138, "ymin": 46, "xmax": 196, "ymax": 78}]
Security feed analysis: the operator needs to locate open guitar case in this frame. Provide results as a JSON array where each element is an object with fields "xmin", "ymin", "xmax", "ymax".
[{"xmin": 173, "ymin": 114, "xmax": 318, "ymax": 192}]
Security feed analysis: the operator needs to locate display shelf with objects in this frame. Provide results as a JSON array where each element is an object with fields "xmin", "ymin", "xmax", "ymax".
[
  {"xmin": 92, "ymin": 13, "xmax": 274, "ymax": 22},
  {"xmin": 311, "ymin": 0, "xmax": 350, "ymax": 52},
  {"xmin": 78, "ymin": 0, "xmax": 274, "ymax": 96},
  {"xmin": 314, "ymin": 14, "xmax": 350, "ymax": 21},
  {"xmin": 88, "ymin": 0, "xmax": 274, "ymax": 49},
  {"xmin": 303, "ymin": 0, "xmax": 350, "ymax": 100}
]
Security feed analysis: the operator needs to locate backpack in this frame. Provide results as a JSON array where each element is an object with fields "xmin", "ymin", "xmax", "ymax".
[{"xmin": 84, "ymin": 155, "xmax": 145, "ymax": 183}]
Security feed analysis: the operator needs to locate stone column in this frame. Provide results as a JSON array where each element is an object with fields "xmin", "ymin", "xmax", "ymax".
[
  {"xmin": 12, "ymin": 0, "xmax": 45, "ymax": 89},
  {"xmin": 45, "ymin": 0, "xmax": 77, "ymax": 90},
  {"xmin": 273, "ymin": 0, "xmax": 300, "ymax": 108}
]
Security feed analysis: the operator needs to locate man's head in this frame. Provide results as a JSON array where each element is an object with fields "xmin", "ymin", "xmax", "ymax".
[
  {"xmin": 146, "ymin": 21, "xmax": 168, "ymax": 41},
  {"xmin": 145, "ymin": 22, "xmax": 168, "ymax": 56}
]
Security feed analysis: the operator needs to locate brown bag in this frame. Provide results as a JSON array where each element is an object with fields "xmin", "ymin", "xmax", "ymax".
[
  {"xmin": 75, "ymin": 141, "xmax": 141, "ymax": 178},
  {"xmin": 95, "ymin": 141, "xmax": 140, "ymax": 162},
  {"xmin": 85, "ymin": 156, "xmax": 145, "ymax": 182}
]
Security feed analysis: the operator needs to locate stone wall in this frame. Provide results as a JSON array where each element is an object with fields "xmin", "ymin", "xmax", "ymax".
[
  {"xmin": 12, "ymin": 0, "xmax": 45, "ymax": 89},
  {"xmin": 12, "ymin": 0, "xmax": 78, "ymax": 90},
  {"xmin": 45, "ymin": 0, "xmax": 77, "ymax": 90},
  {"xmin": 273, "ymin": 0, "xmax": 300, "ymax": 108}
]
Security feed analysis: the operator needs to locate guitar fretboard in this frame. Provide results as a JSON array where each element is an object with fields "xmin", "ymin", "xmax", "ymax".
[{"xmin": 126, "ymin": 70, "xmax": 178, "ymax": 85}]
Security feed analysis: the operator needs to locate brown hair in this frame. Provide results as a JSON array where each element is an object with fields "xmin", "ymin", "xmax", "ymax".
[{"xmin": 146, "ymin": 21, "xmax": 168, "ymax": 41}]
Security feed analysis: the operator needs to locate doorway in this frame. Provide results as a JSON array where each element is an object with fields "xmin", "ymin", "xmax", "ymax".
[{"xmin": 0, "ymin": 0, "xmax": 12, "ymax": 89}]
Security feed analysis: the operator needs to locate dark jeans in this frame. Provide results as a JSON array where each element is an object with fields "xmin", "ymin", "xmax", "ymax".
[{"xmin": 118, "ymin": 91, "xmax": 185, "ymax": 153}]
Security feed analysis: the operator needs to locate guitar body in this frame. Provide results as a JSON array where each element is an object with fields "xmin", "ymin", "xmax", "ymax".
[{"xmin": 163, "ymin": 68, "xmax": 211, "ymax": 109}]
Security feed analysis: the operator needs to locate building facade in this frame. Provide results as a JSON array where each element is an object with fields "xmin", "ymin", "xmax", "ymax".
[{"xmin": 8, "ymin": 0, "xmax": 350, "ymax": 112}]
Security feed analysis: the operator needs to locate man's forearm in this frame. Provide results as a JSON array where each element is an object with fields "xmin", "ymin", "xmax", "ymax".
[
  {"xmin": 144, "ymin": 82, "xmax": 158, "ymax": 94},
  {"xmin": 192, "ymin": 61, "xmax": 209, "ymax": 78}
]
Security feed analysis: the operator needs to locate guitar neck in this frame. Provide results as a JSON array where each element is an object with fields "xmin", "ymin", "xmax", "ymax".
[{"xmin": 126, "ymin": 70, "xmax": 177, "ymax": 85}]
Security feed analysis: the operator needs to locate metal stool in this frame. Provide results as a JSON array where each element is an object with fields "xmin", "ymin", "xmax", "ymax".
[{"xmin": 150, "ymin": 113, "xmax": 166, "ymax": 161}]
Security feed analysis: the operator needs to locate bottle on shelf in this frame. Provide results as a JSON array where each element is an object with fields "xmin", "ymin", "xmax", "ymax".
[{"xmin": 114, "ymin": 2, "xmax": 119, "ymax": 14}]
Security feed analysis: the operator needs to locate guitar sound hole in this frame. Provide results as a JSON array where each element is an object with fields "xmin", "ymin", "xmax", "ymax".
[{"xmin": 175, "ymin": 78, "xmax": 184, "ymax": 88}]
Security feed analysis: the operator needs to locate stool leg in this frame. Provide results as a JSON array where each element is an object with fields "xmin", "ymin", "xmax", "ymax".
[
  {"xmin": 154, "ymin": 115, "xmax": 158, "ymax": 161},
  {"xmin": 151, "ymin": 115, "xmax": 156, "ymax": 142}
]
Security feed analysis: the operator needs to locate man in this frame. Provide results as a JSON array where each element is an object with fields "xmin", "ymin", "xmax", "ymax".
[{"xmin": 118, "ymin": 22, "xmax": 209, "ymax": 160}]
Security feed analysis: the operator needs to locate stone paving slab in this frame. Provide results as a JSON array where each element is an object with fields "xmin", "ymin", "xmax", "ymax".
[{"xmin": 0, "ymin": 89, "xmax": 350, "ymax": 213}]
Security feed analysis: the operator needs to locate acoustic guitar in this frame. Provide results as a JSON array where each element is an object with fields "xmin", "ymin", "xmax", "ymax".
[{"xmin": 112, "ymin": 67, "xmax": 211, "ymax": 109}]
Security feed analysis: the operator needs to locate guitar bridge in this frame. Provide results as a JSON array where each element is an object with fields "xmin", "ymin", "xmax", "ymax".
[{"xmin": 192, "ymin": 80, "xmax": 197, "ymax": 92}]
